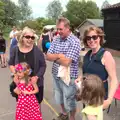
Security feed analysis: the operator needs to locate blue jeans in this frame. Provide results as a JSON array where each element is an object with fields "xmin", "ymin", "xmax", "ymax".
[{"xmin": 53, "ymin": 75, "xmax": 77, "ymax": 112}]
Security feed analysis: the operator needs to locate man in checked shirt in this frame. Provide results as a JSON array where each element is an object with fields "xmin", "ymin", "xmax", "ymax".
[{"xmin": 46, "ymin": 17, "xmax": 81, "ymax": 120}]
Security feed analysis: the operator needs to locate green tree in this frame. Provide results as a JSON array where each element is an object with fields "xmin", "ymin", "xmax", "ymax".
[
  {"xmin": 101, "ymin": 0, "xmax": 110, "ymax": 9},
  {"xmin": 46, "ymin": 0, "xmax": 63, "ymax": 21},
  {"xmin": 36, "ymin": 17, "xmax": 55, "ymax": 33},
  {"xmin": 22, "ymin": 17, "xmax": 55, "ymax": 34},
  {"xmin": 63, "ymin": 0, "xmax": 101, "ymax": 29},
  {"xmin": 18, "ymin": 0, "xmax": 32, "ymax": 22},
  {"xmin": 0, "ymin": 0, "xmax": 20, "ymax": 28},
  {"xmin": 0, "ymin": 1, "xmax": 5, "ymax": 29}
]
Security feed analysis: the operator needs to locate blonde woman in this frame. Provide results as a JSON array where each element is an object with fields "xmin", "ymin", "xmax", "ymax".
[{"xmin": 8, "ymin": 27, "xmax": 46, "ymax": 104}]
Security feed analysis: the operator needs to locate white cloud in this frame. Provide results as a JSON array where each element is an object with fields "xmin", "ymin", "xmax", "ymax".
[{"xmin": 11, "ymin": 0, "xmax": 120, "ymax": 18}]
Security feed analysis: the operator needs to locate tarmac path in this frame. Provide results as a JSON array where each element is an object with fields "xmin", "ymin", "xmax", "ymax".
[{"xmin": 0, "ymin": 41, "xmax": 120, "ymax": 120}]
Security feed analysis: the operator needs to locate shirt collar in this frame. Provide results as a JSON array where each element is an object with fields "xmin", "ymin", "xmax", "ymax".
[{"xmin": 60, "ymin": 33, "xmax": 72, "ymax": 42}]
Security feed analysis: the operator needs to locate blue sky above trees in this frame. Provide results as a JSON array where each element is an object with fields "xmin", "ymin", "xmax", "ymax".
[{"xmin": 11, "ymin": 0, "xmax": 120, "ymax": 18}]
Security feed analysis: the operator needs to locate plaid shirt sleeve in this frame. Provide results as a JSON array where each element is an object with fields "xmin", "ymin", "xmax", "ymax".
[{"xmin": 65, "ymin": 40, "xmax": 81, "ymax": 62}]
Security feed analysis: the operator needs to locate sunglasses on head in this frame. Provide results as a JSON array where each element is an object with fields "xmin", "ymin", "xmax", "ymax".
[
  {"xmin": 85, "ymin": 35, "xmax": 99, "ymax": 41},
  {"xmin": 24, "ymin": 35, "xmax": 35, "ymax": 40}
]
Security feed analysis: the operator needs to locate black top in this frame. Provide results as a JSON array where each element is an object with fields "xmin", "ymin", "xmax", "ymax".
[
  {"xmin": 18, "ymin": 48, "xmax": 34, "ymax": 76},
  {"xmin": 0, "ymin": 38, "xmax": 6, "ymax": 52},
  {"xmin": 8, "ymin": 45, "xmax": 46, "ymax": 86},
  {"xmin": 83, "ymin": 47, "xmax": 108, "ymax": 81},
  {"xmin": 42, "ymin": 34, "xmax": 50, "ymax": 42}
]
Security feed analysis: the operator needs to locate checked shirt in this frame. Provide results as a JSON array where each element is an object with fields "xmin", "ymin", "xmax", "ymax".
[{"xmin": 48, "ymin": 33, "xmax": 81, "ymax": 79}]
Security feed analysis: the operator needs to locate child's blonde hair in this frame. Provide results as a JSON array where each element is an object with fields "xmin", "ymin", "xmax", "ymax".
[
  {"xmin": 15, "ymin": 62, "xmax": 31, "ymax": 85},
  {"xmin": 79, "ymin": 74, "xmax": 105, "ymax": 107}
]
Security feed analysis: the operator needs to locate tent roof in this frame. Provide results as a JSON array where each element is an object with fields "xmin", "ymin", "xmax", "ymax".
[
  {"xmin": 77, "ymin": 19, "xmax": 103, "ymax": 29},
  {"xmin": 43, "ymin": 25, "xmax": 56, "ymax": 29}
]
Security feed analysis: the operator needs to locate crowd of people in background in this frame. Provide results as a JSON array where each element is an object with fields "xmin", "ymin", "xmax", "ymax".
[
  {"xmin": 0, "ymin": 16, "xmax": 119, "ymax": 120},
  {"xmin": 0, "ymin": 32, "xmax": 7, "ymax": 68}
]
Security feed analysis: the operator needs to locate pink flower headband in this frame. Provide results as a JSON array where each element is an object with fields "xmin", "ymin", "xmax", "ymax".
[
  {"xmin": 15, "ymin": 63, "xmax": 32, "ymax": 75},
  {"xmin": 15, "ymin": 64, "xmax": 26, "ymax": 72}
]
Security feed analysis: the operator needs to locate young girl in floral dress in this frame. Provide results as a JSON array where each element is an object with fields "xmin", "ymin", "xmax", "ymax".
[{"xmin": 13, "ymin": 62, "xmax": 42, "ymax": 120}]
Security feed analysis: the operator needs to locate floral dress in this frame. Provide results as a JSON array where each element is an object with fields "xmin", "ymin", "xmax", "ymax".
[{"xmin": 16, "ymin": 83, "xmax": 42, "ymax": 120}]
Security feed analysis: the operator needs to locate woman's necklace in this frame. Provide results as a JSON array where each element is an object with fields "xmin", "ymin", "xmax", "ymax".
[
  {"xmin": 24, "ymin": 53, "xmax": 26, "ymax": 59},
  {"xmin": 89, "ymin": 53, "xmax": 96, "ymax": 61}
]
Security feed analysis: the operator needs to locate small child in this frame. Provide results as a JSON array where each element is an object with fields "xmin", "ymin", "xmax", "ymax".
[
  {"xmin": 76, "ymin": 74, "xmax": 105, "ymax": 120},
  {"xmin": 13, "ymin": 62, "xmax": 42, "ymax": 120},
  {"xmin": 0, "ymin": 32, "xmax": 7, "ymax": 68}
]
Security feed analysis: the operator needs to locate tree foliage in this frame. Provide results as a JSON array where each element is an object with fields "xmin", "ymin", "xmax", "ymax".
[
  {"xmin": 63, "ymin": 0, "xmax": 101, "ymax": 29},
  {"xmin": 18, "ymin": 0, "xmax": 32, "ymax": 21},
  {"xmin": 46, "ymin": 0, "xmax": 63, "ymax": 21},
  {"xmin": 0, "ymin": 0, "xmax": 32, "ymax": 31},
  {"xmin": 101, "ymin": 0, "xmax": 110, "ymax": 9},
  {"xmin": 22, "ymin": 17, "xmax": 55, "ymax": 34}
]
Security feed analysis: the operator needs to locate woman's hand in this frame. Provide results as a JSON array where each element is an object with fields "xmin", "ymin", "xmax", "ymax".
[
  {"xmin": 13, "ymin": 75, "xmax": 20, "ymax": 85},
  {"xmin": 31, "ymin": 76, "xmax": 38, "ymax": 84},
  {"xmin": 103, "ymin": 99, "xmax": 112, "ymax": 109},
  {"xmin": 14, "ymin": 87, "xmax": 21, "ymax": 95}
]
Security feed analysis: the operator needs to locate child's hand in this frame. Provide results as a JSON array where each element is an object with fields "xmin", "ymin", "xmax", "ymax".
[
  {"xmin": 75, "ymin": 76, "xmax": 81, "ymax": 84},
  {"xmin": 22, "ymin": 90, "xmax": 31, "ymax": 95}
]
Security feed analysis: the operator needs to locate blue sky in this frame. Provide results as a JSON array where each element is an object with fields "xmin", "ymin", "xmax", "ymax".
[{"xmin": 11, "ymin": 0, "xmax": 120, "ymax": 18}]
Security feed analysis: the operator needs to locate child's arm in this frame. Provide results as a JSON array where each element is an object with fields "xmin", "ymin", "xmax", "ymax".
[
  {"xmin": 22, "ymin": 83, "xmax": 39, "ymax": 95},
  {"xmin": 87, "ymin": 115, "xmax": 97, "ymax": 120}
]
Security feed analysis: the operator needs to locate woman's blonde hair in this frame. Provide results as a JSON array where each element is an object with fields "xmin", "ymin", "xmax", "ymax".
[
  {"xmin": 83, "ymin": 26, "xmax": 104, "ymax": 47},
  {"xmin": 17, "ymin": 27, "xmax": 35, "ymax": 47}
]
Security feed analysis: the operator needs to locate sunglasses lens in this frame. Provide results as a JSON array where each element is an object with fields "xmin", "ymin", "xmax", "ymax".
[
  {"xmin": 85, "ymin": 36, "xmax": 91, "ymax": 41},
  {"xmin": 24, "ymin": 36, "xmax": 35, "ymax": 40},
  {"xmin": 24, "ymin": 36, "xmax": 30, "ymax": 39},
  {"xmin": 86, "ymin": 35, "xmax": 99, "ymax": 41},
  {"xmin": 31, "ymin": 36, "xmax": 35, "ymax": 40},
  {"xmin": 92, "ymin": 35, "xmax": 98, "ymax": 40}
]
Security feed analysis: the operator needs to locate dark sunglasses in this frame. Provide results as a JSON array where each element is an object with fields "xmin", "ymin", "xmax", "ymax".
[
  {"xmin": 24, "ymin": 35, "xmax": 35, "ymax": 40},
  {"xmin": 85, "ymin": 35, "xmax": 99, "ymax": 41}
]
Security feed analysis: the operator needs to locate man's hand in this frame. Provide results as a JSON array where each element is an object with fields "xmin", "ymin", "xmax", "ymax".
[{"xmin": 58, "ymin": 54, "xmax": 65, "ymax": 58}]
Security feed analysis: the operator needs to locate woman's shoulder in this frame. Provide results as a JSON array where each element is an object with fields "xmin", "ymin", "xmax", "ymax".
[
  {"xmin": 103, "ymin": 50, "xmax": 114, "ymax": 60},
  {"xmin": 84, "ymin": 50, "xmax": 92, "ymax": 57},
  {"xmin": 33, "ymin": 45, "xmax": 44, "ymax": 57},
  {"xmin": 34, "ymin": 45, "xmax": 42, "ymax": 52}
]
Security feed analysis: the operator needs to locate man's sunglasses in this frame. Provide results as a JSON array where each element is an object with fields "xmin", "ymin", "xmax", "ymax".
[
  {"xmin": 85, "ymin": 35, "xmax": 99, "ymax": 41},
  {"xmin": 23, "ymin": 35, "xmax": 35, "ymax": 40}
]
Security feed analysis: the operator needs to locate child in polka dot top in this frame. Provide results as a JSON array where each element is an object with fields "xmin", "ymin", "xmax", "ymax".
[{"xmin": 13, "ymin": 62, "xmax": 42, "ymax": 120}]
